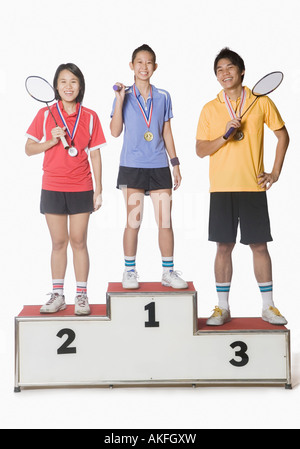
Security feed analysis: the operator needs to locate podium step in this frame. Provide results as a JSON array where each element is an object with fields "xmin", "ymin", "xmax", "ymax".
[
  {"xmin": 18, "ymin": 307, "xmax": 287, "ymax": 332},
  {"xmin": 14, "ymin": 282, "xmax": 292, "ymax": 391},
  {"xmin": 18, "ymin": 304, "xmax": 107, "ymax": 318},
  {"xmin": 107, "ymin": 281, "xmax": 196, "ymax": 293},
  {"xmin": 198, "ymin": 318, "xmax": 288, "ymax": 332}
]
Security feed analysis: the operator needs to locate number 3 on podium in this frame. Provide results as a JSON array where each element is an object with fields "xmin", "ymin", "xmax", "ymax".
[
  {"xmin": 230, "ymin": 341, "xmax": 249, "ymax": 367},
  {"xmin": 54, "ymin": 305, "xmax": 250, "ymax": 370}
]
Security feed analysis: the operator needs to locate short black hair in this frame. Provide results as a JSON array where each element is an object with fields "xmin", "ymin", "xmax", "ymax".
[
  {"xmin": 131, "ymin": 44, "xmax": 156, "ymax": 64},
  {"xmin": 214, "ymin": 47, "xmax": 245, "ymax": 82},
  {"xmin": 53, "ymin": 63, "xmax": 85, "ymax": 103}
]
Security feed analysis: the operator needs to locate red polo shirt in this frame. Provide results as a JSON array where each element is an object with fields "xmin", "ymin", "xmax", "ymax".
[{"xmin": 26, "ymin": 101, "xmax": 106, "ymax": 192}]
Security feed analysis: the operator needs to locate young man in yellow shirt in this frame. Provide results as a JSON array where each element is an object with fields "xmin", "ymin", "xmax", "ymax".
[{"xmin": 196, "ymin": 48, "xmax": 290, "ymax": 326}]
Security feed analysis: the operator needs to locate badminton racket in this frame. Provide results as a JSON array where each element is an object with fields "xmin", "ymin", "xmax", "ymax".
[
  {"xmin": 25, "ymin": 76, "xmax": 69, "ymax": 150},
  {"xmin": 223, "ymin": 71, "xmax": 284, "ymax": 140}
]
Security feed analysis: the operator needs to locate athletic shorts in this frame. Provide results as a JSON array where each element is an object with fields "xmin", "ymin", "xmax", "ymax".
[
  {"xmin": 209, "ymin": 192, "xmax": 273, "ymax": 245},
  {"xmin": 117, "ymin": 166, "xmax": 172, "ymax": 195},
  {"xmin": 40, "ymin": 189, "xmax": 94, "ymax": 215}
]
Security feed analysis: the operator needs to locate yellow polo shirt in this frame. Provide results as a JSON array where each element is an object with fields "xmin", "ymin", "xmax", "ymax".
[{"xmin": 196, "ymin": 86, "xmax": 285, "ymax": 192}]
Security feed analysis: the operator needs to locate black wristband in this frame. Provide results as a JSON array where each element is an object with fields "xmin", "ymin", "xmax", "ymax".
[{"xmin": 170, "ymin": 157, "xmax": 180, "ymax": 167}]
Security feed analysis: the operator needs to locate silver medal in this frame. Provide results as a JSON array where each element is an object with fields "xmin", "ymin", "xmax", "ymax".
[{"xmin": 68, "ymin": 147, "xmax": 78, "ymax": 157}]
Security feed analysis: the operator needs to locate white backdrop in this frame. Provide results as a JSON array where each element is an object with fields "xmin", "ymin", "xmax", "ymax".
[{"xmin": 1, "ymin": 0, "xmax": 299, "ymax": 429}]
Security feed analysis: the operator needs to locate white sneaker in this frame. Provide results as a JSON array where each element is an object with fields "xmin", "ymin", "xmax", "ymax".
[
  {"xmin": 206, "ymin": 306, "xmax": 231, "ymax": 326},
  {"xmin": 262, "ymin": 306, "xmax": 287, "ymax": 325},
  {"xmin": 75, "ymin": 294, "xmax": 91, "ymax": 315},
  {"xmin": 40, "ymin": 293, "xmax": 66, "ymax": 314},
  {"xmin": 161, "ymin": 270, "xmax": 188, "ymax": 289},
  {"xmin": 122, "ymin": 269, "xmax": 139, "ymax": 289}
]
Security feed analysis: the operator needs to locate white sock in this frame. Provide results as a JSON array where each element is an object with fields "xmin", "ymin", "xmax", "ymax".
[
  {"xmin": 162, "ymin": 257, "xmax": 174, "ymax": 273},
  {"xmin": 52, "ymin": 279, "xmax": 64, "ymax": 295},
  {"xmin": 216, "ymin": 282, "xmax": 231, "ymax": 311},
  {"xmin": 258, "ymin": 282, "xmax": 274, "ymax": 310},
  {"xmin": 125, "ymin": 256, "xmax": 136, "ymax": 272},
  {"xmin": 76, "ymin": 282, "xmax": 87, "ymax": 295}
]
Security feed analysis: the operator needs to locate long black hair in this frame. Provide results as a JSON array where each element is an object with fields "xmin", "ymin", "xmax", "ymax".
[{"xmin": 53, "ymin": 63, "xmax": 85, "ymax": 103}]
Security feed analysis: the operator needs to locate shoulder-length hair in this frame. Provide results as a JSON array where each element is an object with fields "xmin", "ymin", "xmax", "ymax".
[{"xmin": 53, "ymin": 63, "xmax": 85, "ymax": 103}]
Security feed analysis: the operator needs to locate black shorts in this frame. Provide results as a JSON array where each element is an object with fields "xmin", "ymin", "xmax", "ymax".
[
  {"xmin": 209, "ymin": 192, "xmax": 273, "ymax": 245},
  {"xmin": 40, "ymin": 190, "xmax": 94, "ymax": 215},
  {"xmin": 117, "ymin": 166, "xmax": 172, "ymax": 195}
]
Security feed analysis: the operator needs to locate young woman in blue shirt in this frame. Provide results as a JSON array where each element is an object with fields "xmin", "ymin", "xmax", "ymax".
[{"xmin": 110, "ymin": 44, "xmax": 187, "ymax": 289}]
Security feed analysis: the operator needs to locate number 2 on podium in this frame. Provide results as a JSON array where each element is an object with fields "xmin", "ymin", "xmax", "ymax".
[{"xmin": 55, "ymin": 304, "xmax": 250, "ymax": 369}]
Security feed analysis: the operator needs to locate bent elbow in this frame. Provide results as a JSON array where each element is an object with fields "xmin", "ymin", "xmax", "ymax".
[
  {"xmin": 196, "ymin": 150, "xmax": 206, "ymax": 159},
  {"xmin": 25, "ymin": 146, "xmax": 32, "ymax": 156},
  {"xmin": 110, "ymin": 124, "xmax": 122, "ymax": 138},
  {"xmin": 111, "ymin": 130, "xmax": 121, "ymax": 138},
  {"xmin": 196, "ymin": 144, "xmax": 206, "ymax": 159}
]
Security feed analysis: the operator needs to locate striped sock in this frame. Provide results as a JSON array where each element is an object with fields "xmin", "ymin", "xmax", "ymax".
[
  {"xmin": 216, "ymin": 282, "xmax": 231, "ymax": 310},
  {"xmin": 76, "ymin": 282, "xmax": 87, "ymax": 295},
  {"xmin": 125, "ymin": 256, "xmax": 136, "ymax": 272},
  {"xmin": 162, "ymin": 257, "xmax": 174, "ymax": 273},
  {"xmin": 258, "ymin": 282, "xmax": 274, "ymax": 310},
  {"xmin": 52, "ymin": 279, "xmax": 64, "ymax": 295}
]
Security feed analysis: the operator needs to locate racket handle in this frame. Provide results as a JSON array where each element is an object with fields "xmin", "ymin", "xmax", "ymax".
[
  {"xmin": 60, "ymin": 135, "xmax": 69, "ymax": 149},
  {"xmin": 223, "ymin": 126, "xmax": 235, "ymax": 140},
  {"xmin": 113, "ymin": 84, "xmax": 129, "ymax": 92}
]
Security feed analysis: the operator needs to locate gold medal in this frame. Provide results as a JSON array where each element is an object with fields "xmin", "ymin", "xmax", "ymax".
[
  {"xmin": 133, "ymin": 84, "xmax": 154, "ymax": 143},
  {"xmin": 144, "ymin": 131, "xmax": 154, "ymax": 142},
  {"xmin": 234, "ymin": 130, "xmax": 244, "ymax": 141}
]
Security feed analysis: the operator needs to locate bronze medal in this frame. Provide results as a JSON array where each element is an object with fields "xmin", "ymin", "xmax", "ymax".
[
  {"xmin": 223, "ymin": 88, "xmax": 247, "ymax": 141},
  {"xmin": 234, "ymin": 130, "xmax": 244, "ymax": 141}
]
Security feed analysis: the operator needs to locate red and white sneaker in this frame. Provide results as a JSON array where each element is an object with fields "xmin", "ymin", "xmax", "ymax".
[
  {"xmin": 75, "ymin": 294, "xmax": 91, "ymax": 316},
  {"xmin": 40, "ymin": 293, "xmax": 66, "ymax": 314}
]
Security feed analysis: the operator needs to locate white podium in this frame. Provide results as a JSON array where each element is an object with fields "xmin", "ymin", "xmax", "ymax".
[{"xmin": 14, "ymin": 282, "xmax": 292, "ymax": 391}]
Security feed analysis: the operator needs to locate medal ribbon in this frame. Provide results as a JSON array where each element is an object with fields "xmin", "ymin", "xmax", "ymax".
[
  {"xmin": 133, "ymin": 84, "xmax": 153, "ymax": 129},
  {"xmin": 56, "ymin": 102, "xmax": 82, "ymax": 145},
  {"xmin": 223, "ymin": 87, "xmax": 246, "ymax": 120}
]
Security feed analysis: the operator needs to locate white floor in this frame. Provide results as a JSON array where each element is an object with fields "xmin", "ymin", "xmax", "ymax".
[
  {"xmin": 2, "ymin": 310, "xmax": 300, "ymax": 429},
  {"xmin": 2, "ymin": 374, "xmax": 300, "ymax": 430}
]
